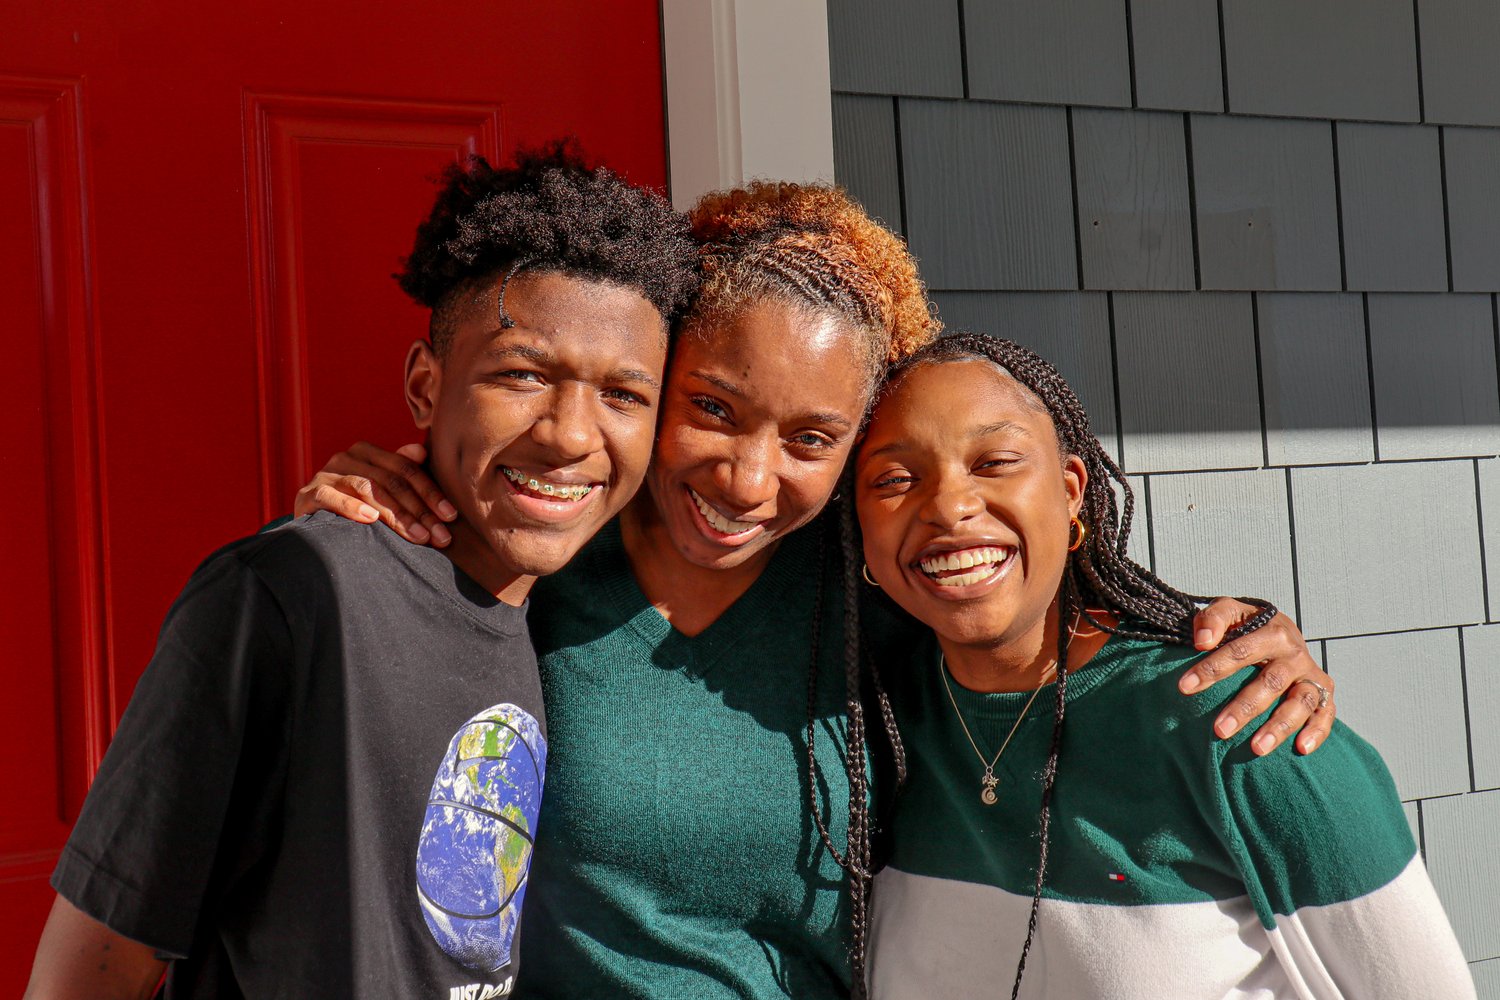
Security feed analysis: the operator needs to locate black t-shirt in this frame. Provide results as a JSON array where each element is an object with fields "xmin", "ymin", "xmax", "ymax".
[{"xmin": 53, "ymin": 513, "xmax": 547, "ymax": 999}]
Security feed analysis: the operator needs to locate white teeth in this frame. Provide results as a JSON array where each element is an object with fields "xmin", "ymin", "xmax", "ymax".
[
  {"xmin": 934, "ymin": 565, "xmax": 1002, "ymax": 587},
  {"xmin": 917, "ymin": 546, "xmax": 1013, "ymax": 578},
  {"xmin": 502, "ymin": 466, "xmax": 596, "ymax": 502},
  {"xmin": 689, "ymin": 488, "xmax": 758, "ymax": 535}
]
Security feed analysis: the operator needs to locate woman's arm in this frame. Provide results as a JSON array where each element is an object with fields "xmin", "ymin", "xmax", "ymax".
[
  {"xmin": 24, "ymin": 896, "xmax": 166, "ymax": 1000},
  {"xmin": 294, "ymin": 442, "xmax": 456, "ymax": 547},
  {"xmin": 1185, "ymin": 601, "xmax": 1335, "ymax": 756}
]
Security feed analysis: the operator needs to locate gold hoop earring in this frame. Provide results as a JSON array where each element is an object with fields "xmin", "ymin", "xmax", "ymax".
[
  {"xmin": 861, "ymin": 564, "xmax": 880, "ymax": 587},
  {"xmin": 1068, "ymin": 516, "xmax": 1087, "ymax": 552}
]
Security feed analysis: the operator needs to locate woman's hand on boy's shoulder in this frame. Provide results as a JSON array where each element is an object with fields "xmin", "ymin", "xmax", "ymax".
[
  {"xmin": 294, "ymin": 442, "xmax": 456, "ymax": 547},
  {"xmin": 1179, "ymin": 600, "xmax": 1335, "ymax": 758}
]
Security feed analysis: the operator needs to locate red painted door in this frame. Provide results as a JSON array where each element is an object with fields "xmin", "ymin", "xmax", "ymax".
[{"xmin": 0, "ymin": 3, "xmax": 666, "ymax": 990}]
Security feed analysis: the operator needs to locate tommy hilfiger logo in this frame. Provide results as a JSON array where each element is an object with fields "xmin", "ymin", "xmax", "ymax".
[{"xmin": 1107, "ymin": 872, "xmax": 1127, "ymax": 882}]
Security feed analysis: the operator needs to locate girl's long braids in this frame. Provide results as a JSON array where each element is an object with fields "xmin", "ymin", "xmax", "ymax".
[
  {"xmin": 803, "ymin": 472, "xmax": 908, "ymax": 1000},
  {"xmin": 885, "ymin": 333, "xmax": 1277, "ymax": 999}
]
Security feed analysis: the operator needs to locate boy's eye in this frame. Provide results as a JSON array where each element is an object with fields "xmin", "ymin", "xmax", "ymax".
[
  {"xmin": 497, "ymin": 369, "xmax": 542, "ymax": 383},
  {"xmin": 872, "ymin": 472, "xmax": 915, "ymax": 489}
]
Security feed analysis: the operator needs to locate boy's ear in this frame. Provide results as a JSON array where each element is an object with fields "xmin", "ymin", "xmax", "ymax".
[{"xmin": 404, "ymin": 340, "xmax": 441, "ymax": 430}]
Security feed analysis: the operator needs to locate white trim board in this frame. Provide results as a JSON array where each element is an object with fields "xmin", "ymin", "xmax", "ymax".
[{"xmin": 661, "ymin": 0, "xmax": 835, "ymax": 210}]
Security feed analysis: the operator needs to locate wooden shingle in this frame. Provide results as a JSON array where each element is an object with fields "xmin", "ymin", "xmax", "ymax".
[
  {"xmin": 1072, "ymin": 109, "xmax": 1194, "ymax": 290},
  {"xmin": 1459, "ymin": 625, "xmax": 1500, "ymax": 792},
  {"xmin": 1444, "ymin": 127, "xmax": 1500, "ymax": 292},
  {"xmin": 1257, "ymin": 293, "xmax": 1373, "ymax": 466},
  {"xmin": 1191, "ymin": 115, "xmax": 1341, "ymax": 291},
  {"xmin": 1290, "ymin": 462, "xmax": 1485, "ymax": 637},
  {"xmin": 1148, "ymin": 470, "xmax": 1297, "ymax": 616},
  {"xmin": 831, "ymin": 95, "xmax": 903, "ymax": 236},
  {"xmin": 1421, "ymin": 790, "xmax": 1500, "ymax": 962},
  {"xmin": 827, "ymin": 0, "xmax": 964, "ymax": 98},
  {"xmin": 1129, "ymin": 0, "xmax": 1223, "ymax": 113},
  {"xmin": 1366, "ymin": 294, "xmax": 1500, "ymax": 461},
  {"xmin": 1323, "ymin": 630, "xmax": 1470, "ymax": 801},
  {"xmin": 1111, "ymin": 292, "xmax": 1263, "ymax": 472},
  {"xmin": 899, "ymin": 99, "xmax": 1076, "ymax": 290},
  {"xmin": 964, "ymin": 0, "xmax": 1131, "ymax": 108},
  {"xmin": 1417, "ymin": 0, "xmax": 1500, "ymax": 127},
  {"xmin": 1337, "ymin": 123, "xmax": 1448, "ymax": 291},
  {"xmin": 1220, "ymin": 0, "xmax": 1419, "ymax": 122}
]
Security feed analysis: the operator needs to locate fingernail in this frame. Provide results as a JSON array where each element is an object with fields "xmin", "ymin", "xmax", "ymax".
[
  {"xmin": 1195, "ymin": 628, "xmax": 1213, "ymax": 648},
  {"xmin": 438, "ymin": 500, "xmax": 458, "ymax": 520},
  {"xmin": 1252, "ymin": 733, "xmax": 1275, "ymax": 755},
  {"xmin": 357, "ymin": 504, "xmax": 380, "ymax": 521},
  {"xmin": 431, "ymin": 523, "xmax": 452, "ymax": 546},
  {"xmin": 1215, "ymin": 715, "xmax": 1239, "ymax": 738},
  {"xmin": 1299, "ymin": 735, "xmax": 1317, "ymax": 753},
  {"xmin": 409, "ymin": 522, "xmax": 430, "ymax": 542},
  {"xmin": 1179, "ymin": 673, "xmax": 1202, "ymax": 694}
]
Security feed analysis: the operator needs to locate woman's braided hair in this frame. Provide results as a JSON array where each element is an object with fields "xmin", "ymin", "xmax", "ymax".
[
  {"xmin": 687, "ymin": 182, "xmax": 937, "ymax": 393},
  {"xmin": 685, "ymin": 182, "xmax": 937, "ymax": 996},
  {"xmin": 880, "ymin": 332, "xmax": 1276, "ymax": 998}
]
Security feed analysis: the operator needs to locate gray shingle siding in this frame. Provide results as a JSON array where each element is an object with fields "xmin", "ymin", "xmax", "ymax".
[{"xmin": 831, "ymin": 1, "xmax": 1500, "ymax": 979}]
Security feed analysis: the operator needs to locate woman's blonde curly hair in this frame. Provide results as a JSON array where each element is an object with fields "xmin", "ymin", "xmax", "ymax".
[{"xmin": 685, "ymin": 181, "xmax": 940, "ymax": 391}]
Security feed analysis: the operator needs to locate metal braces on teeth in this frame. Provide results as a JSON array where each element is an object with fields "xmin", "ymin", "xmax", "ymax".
[{"xmin": 502, "ymin": 466, "xmax": 593, "ymax": 501}]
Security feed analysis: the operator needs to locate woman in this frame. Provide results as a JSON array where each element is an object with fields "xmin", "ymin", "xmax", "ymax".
[
  {"xmin": 297, "ymin": 175, "xmax": 1336, "ymax": 999},
  {"xmin": 855, "ymin": 334, "xmax": 1471, "ymax": 999}
]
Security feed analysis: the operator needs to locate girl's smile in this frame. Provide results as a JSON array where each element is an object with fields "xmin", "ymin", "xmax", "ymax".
[{"xmin": 856, "ymin": 358, "xmax": 1085, "ymax": 663}]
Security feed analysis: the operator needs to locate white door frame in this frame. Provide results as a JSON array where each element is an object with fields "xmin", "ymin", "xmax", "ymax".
[{"xmin": 660, "ymin": 0, "xmax": 835, "ymax": 210}]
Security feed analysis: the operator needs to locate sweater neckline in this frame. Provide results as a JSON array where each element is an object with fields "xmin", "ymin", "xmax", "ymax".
[{"xmin": 594, "ymin": 519, "xmax": 823, "ymax": 676}]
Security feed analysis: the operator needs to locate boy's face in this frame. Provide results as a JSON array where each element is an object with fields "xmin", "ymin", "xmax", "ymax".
[{"xmin": 405, "ymin": 270, "xmax": 667, "ymax": 598}]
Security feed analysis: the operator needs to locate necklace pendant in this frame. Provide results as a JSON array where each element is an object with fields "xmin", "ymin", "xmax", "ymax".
[{"xmin": 980, "ymin": 772, "xmax": 999, "ymax": 806}]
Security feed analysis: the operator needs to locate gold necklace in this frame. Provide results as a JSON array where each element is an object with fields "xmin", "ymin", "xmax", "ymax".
[{"xmin": 939, "ymin": 654, "xmax": 1057, "ymax": 806}]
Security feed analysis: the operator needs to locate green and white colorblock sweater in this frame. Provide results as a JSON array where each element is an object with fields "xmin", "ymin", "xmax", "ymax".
[{"xmin": 869, "ymin": 634, "xmax": 1474, "ymax": 999}]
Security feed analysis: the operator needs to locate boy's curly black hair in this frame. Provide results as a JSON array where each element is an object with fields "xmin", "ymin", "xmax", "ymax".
[{"xmin": 396, "ymin": 139, "xmax": 700, "ymax": 353}]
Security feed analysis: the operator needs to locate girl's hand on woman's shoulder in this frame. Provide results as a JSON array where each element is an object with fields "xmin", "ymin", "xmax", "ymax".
[
  {"xmin": 1179, "ymin": 599, "xmax": 1335, "ymax": 757},
  {"xmin": 294, "ymin": 441, "xmax": 457, "ymax": 547}
]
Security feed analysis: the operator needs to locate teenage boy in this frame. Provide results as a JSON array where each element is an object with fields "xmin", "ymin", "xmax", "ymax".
[{"xmin": 25, "ymin": 147, "xmax": 699, "ymax": 1000}]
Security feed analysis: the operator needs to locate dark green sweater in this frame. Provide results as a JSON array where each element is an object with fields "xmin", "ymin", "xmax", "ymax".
[{"xmin": 515, "ymin": 518, "xmax": 856, "ymax": 999}]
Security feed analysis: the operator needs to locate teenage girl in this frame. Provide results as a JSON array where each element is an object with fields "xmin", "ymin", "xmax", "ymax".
[
  {"xmin": 296, "ymin": 179, "xmax": 1337, "ymax": 999},
  {"xmin": 854, "ymin": 333, "xmax": 1472, "ymax": 999}
]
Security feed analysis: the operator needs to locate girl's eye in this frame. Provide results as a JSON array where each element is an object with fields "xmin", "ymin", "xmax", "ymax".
[
  {"xmin": 976, "ymin": 455, "xmax": 1021, "ymax": 472},
  {"xmin": 872, "ymin": 472, "xmax": 915, "ymax": 489},
  {"xmin": 692, "ymin": 396, "xmax": 730, "ymax": 420}
]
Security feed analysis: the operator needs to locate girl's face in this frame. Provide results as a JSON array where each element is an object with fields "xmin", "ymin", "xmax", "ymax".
[
  {"xmin": 644, "ymin": 299, "xmax": 871, "ymax": 570},
  {"xmin": 855, "ymin": 359, "xmax": 1085, "ymax": 651}
]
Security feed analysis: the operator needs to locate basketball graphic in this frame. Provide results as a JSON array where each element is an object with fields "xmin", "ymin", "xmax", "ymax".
[{"xmin": 415, "ymin": 703, "xmax": 547, "ymax": 972}]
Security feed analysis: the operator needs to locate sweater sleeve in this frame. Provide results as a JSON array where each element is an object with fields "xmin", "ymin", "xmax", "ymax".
[
  {"xmin": 1213, "ymin": 723, "xmax": 1475, "ymax": 999},
  {"xmin": 51, "ymin": 548, "xmax": 294, "ymax": 957}
]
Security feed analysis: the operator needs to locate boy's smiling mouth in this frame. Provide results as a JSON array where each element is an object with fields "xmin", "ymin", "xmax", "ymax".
[{"xmin": 501, "ymin": 465, "xmax": 599, "ymax": 502}]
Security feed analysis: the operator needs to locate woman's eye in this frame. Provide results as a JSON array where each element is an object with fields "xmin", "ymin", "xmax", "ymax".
[
  {"xmin": 790, "ymin": 432, "xmax": 834, "ymax": 450},
  {"xmin": 976, "ymin": 455, "xmax": 1021, "ymax": 472},
  {"xmin": 692, "ymin": 396, "xmax": 730, "ymax": 420},
  {"xmin": 604, "ymin": 387, "xmax": 648, "ymax": 408}
]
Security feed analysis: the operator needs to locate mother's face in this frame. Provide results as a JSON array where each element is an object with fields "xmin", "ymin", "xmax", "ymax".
[{"xmin": 644, "ymin": 299, "xmax": 871, "ymax": 570}]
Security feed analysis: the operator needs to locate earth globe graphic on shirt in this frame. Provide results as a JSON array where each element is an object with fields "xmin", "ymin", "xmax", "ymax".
[{"xmin": 416, "ymin": 703, "xmax": 547, "ymax": 972}]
